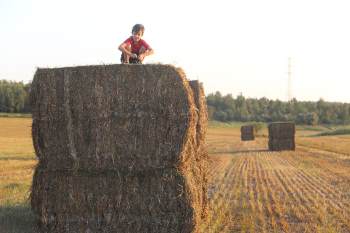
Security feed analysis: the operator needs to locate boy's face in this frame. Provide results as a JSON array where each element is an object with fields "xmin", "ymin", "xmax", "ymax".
[{"xmin": 132, "ymin": 31, "xmax": 143, "ymax": 42}]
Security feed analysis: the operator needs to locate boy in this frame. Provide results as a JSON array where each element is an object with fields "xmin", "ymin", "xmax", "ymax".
[{"xmin": 118, "ymin": 24, "xmax": 154, "ymax": 64}]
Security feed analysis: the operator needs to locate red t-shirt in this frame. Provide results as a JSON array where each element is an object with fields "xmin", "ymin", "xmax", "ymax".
[{"xmin": 123, "ymin": 37, "xmax": 151, "ymax": 54}]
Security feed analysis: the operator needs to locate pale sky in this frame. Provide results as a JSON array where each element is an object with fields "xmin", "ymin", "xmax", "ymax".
[{"xmin": 1, "ymin": 0, "xmax": 350, "ymax": 102}]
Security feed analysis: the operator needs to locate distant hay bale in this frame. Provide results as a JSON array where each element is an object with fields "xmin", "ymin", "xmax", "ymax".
[
  {"xmin": 268, "ymin": 122, "xmax": 295, "ymax": 151},
  {"xmin": 268, "ymin": 138, "xmax": 295, "ymax": 151},
  {"xmin": 268, "ymin": 122, "xmax": 295, "ymax": 139},
  {"xmin": 241, "ymin": 125, "xmax": 255, "ymax": 141},
  {"xmin": 30, "ymin": 64, "xmax": 208, "ymax": 233}
]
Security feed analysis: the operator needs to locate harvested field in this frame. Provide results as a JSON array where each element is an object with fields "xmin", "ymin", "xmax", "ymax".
[
  {"xmin": 1, "ymin": 119, "xmax": 350, "ymax": 233},
  {"xmin": 0, "ymin": 118, "xmax": 36, "ymax": 233},
  {"xmin": 202, "ymin": 127, "xmax": 350, "ymax": 233},
  {"xmin": 296, "ymin": 135, "xmax": 350, "ymax": 155},
  {"xmin": 0, "ymin": 118, "xmax": 34, "ymax": 159}
]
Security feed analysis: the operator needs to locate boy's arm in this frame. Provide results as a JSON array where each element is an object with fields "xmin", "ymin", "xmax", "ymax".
[
  {"xmin": 118, "ymin": 43, "xmax": 134, "ymax": 57},
  {"xmin": 139, "ymin": 48, "xmax": 154, "ymax": 61},
  {"xmin": 143, "ymin": 48, "xmax": 154, "ymax": 56}
]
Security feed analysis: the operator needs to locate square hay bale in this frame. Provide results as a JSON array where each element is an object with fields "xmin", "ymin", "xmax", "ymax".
[
  {"xmin": 189, "ymin": 80, "xmax": 208, "ymax": 218},
  {"xmin": 268, "ymin": 122, "xmax": 295, "ymax": 151},
  {"xmin": 31, "ymin": 164, "xmax": 204, "ymax": 233},
  {"xmin": 189, "ymin": 80, "xmax": 208, "ymax": 149},
  {"xmin": 241, "ymin": 125, "xmax": 255, "ymax": 141},
  {"xmin": 268, "ymin": 122, "xmax": 295, "ymax": 139},
  {"xmin": 268, "ymin": 138, "xmax": 295, "ymax": 151},
  {"xmin": 30, "ymin": 64, "xmax": 208, "ymax": 233},
  {"xmin": 31, "ymin": 64, "xmax": 197, "ymax": 171}
]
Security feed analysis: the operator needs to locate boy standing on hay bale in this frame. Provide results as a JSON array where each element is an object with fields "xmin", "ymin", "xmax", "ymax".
[{"xmin": 118, "ymin": 24, "xmax": 154, "ymax": 64}]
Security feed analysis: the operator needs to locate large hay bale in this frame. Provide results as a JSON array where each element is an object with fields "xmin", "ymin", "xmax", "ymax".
[
  {"xmin": 268, "ymin": 122, "xmax": 295, "ymax": 151},
  {"xmin": 30, "ymin": 64, "xmax": 208, "ymax": 233},
  {"xmin": 240, "ymin": 125, "xmax": 255, "ymax": 141},
  {"xmin": 31, "ymin": 65, "xmax": 197, "ymax": 171},
  {"xmin": 31, "ymin": 164, "xmax": 202, "ymax": 233}
]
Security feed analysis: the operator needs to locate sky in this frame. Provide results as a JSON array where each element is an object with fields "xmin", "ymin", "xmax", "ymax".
[{"xmin": 1, "ymin": 0, "xmax": 350, "ymax": 103}]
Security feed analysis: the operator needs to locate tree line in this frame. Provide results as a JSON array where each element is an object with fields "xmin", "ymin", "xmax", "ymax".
[
  {"xmin": 0, "ymin": 80, "xmax": 31, "ymax": 113},
  {"xmin": 207, "ymin": 92, "xmax": 350, "ymax": 125},
  {"xmin": 1, "ymin": 80, "xmax": 350, "ymax": 125}
]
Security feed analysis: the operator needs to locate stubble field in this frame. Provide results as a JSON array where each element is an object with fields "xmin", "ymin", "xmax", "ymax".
[{"xmin": 0, "ymin": 118, "xmax": 350, "ymax": 233}]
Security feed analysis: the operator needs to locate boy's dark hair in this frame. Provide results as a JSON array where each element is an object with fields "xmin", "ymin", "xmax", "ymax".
[{"xmin": 132, "ymin": 24, "xmax": 145, "ymax": 35}]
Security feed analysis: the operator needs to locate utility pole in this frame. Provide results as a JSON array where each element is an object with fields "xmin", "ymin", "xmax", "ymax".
[{"xmin": 287, "ymin": 57, "xmax": 292, "ymax": 101}]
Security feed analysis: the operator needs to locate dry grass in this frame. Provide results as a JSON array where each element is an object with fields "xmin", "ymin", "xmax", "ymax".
[
  {"xmin": 0, "ymin": 118, "xmax": 36, "ymax": 233},
  {"xmin": 0, "ymin": 160, "xmax": 36, "ymax": 233},
  {"xmin": 0, "ymin": 118, "xmax": 34, "ymax": 159},
  {"xmin": 1, "ymin": 118, "xmax": 350, "ymax": 232},
  {"xmin": 202, "ymin": 127, "xmax": 350, "ymax": 233},
  {"xmin": 296, "ymin": 135, "xmax": 350, "ymax": 155},
  {"xmin": 0, "ymin": 118, "xmax": 36, "ymax": 205}
]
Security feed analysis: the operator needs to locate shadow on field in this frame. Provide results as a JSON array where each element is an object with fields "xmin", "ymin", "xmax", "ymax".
[
  {"xmin": 0, "ymin": 205, "xmax": 36, "ymax": 233},
  {"xmin": 0, "ymin": 157, "xmax": 36, "ymax": 161},
  {"xmin": 211, "ymin": 149, "xmax": 269, "ymax": 155}
]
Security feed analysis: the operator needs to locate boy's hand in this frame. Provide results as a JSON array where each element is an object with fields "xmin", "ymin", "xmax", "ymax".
[{"xmin": 138, "ymin": 53, "xmax": 145, "ymax": 61}]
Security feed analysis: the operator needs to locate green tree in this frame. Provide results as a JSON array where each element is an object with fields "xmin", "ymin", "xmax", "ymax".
[{"xmin": 206, "ymin": 92, "xmax": 350, "ymax": 125}]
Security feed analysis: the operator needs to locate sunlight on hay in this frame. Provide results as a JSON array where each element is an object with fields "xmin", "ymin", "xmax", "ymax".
[{"xmin": 30, "ymin": 64, "xmax": 208, "ymax": 233}]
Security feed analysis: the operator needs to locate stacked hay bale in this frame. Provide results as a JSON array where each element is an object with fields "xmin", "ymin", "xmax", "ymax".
[
  {"xmin": 30, "ymin": 64, "xmax": 208, "ymax": 233},
  {"xmin": 189, "ymin": 80, "xmax": 208, "ymax": 218},
  {"xmin": 240, "ymin": 125, "xmax": 255, "ymax": 141},
  {"xmin": 268, "ymin": 122, "xmax": 295, "ymax": 151}
]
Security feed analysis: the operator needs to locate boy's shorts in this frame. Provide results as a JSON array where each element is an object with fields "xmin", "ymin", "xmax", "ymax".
[{"xmin": 120, "ymin": 54, "xmax": 142, "ymax": 64}]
